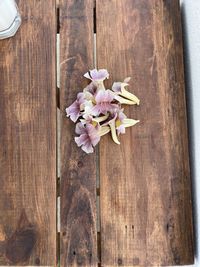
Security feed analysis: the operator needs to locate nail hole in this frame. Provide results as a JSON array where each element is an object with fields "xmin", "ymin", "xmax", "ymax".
[{"xmin": 78, "ymin": 161, "xmax": 84, "ymax": 168}]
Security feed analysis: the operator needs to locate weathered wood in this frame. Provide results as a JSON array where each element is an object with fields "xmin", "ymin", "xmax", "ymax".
[
  {"xmin": 0, "ymin": 0, "xmax": 57, "ymax": 265},
  {"xmin": 59, "ymin": 0, "xmax": 97, "ymax": 266},
  {"xmin": 97, "ymin": 0, "xmax": 194, "ymax": 266}
]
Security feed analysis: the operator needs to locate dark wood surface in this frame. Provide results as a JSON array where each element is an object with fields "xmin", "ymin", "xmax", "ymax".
[
  {"xmin": 59, "ymin": 0, "xmax": 97, "ymax": 266},
  {"xmin": 0, "ymin": 0, "xmax": 57, "ymax": 265},
  {"xmin": 0, "ymin": 0, "xmax": 194, "ymax": 266},
  {"xmin": 97, "ymin": 0, "xmax": 194, "ymax": 266}
]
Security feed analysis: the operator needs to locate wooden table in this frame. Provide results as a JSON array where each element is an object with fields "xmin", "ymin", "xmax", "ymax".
[{"xmin": 0, "ymin": 0, "xmax": 194, "ymax": 266}]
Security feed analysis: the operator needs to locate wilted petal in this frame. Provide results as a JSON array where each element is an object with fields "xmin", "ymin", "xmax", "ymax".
[
  {"xmin": 109, "ymin": 121, "xmax": 120, "ymax": 144},
  {"xmin": 121, "ymin": 89, "xmax": 140, "ymax": 105},
  {"xmin": 114, "ymin": 94, "xmax": 137, "ymax": 105},
  {"xmin": 123, "ymin": 119, "xmax": 140, "ymax": 127},
  {"xmin": 112, "ymin": 81, "xmax": 140, "ymax": 105}
]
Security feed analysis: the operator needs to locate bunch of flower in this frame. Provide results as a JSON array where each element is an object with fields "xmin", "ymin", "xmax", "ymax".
[{"xmin": 66, "ymin": 69, "xmax": 140, "ymax": 154}]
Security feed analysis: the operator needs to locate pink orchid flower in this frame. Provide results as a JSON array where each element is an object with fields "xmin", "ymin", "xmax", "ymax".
[
  {"xmin": 84, "ymin": 69, "xmax": 109, "ymax": 82},
  {"xmin": 91, "ymin": 89, "xmax": 119, "ymax": 116},
  {"xmin": 66, "ymin": 69, "xmax": 141, "ymax": 153},
  {"xmin": 74, "ymin": 122, "xmax": 100, "ymax": 154}
]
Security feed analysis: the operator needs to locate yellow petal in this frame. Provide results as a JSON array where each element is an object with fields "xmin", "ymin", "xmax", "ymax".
[
  {"xmin": 99, "ymin": 126, "xmax": 110, "ymax": 136},
  {"xmin": 123, "ymin": 119, "xmax": 140, "ymax": 127},
  {"xmin": 115, "ymin": 95, "xmax": 137, "ymax": 105},
  {"xmin": 120, "ymin": 88, "xmax": 140, "ymax": 105},
  {"xmin": 109, "ymin": 123, "xmax": 120, "ymax": 144},
  {"xmin": 93, "ymin": 113, "xmax": 109, "ymax": 123}
]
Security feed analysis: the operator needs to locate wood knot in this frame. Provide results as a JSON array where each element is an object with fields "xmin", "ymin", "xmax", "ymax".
[
  {"xmin": 118, "ymin": 258, "xmax": 123, "ymax": 265},
  {"xmin": 5, "ymin": 209, "xmax": 37, "ymax": 264},
  {"xmin": 35, "ymin": 257, "xmax": 40, "ymax": 265},
  {"xmin": 133, "ymin": 257, "xmax": 140, "ymax": 265}
]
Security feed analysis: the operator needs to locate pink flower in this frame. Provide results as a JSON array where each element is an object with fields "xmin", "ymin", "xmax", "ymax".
[
  {"xmin": 66, "ymin": 93, "xmax": 86, "ymax": 122},
  {"xmin": 74, "ymin": 123, "xmax": 100, "ymax": 154},
  {"xmin": 91, "ymin": 89, "xmax": 119, "ymax": 116},
  {"xmin": 84, "ymin": 69, "xmax": 109, "ymax": 82}
]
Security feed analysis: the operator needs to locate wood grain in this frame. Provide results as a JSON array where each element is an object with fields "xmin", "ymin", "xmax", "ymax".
[
  {"xmin": 96, "ymin": 0, "xmax": 194, "ymax": 266},
  {"xmin": 59, "ymin": 0, "xmax": 97, "ymax": 266},
  {"xmin": 0, "ymin": 0, "xmax": 57, "ymax": 265}
]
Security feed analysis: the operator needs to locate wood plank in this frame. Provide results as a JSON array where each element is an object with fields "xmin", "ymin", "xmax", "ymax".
[
  {"xmin": 96, "ymin": 0, "xmax": 194, "ymax": 266},
  {"xmin": 59, "ymin": 1, "xmax": 97, "ymax": 266},
  {"xmin": 0, "ymin": 0, "xmax": 56, "ymax": 265}
]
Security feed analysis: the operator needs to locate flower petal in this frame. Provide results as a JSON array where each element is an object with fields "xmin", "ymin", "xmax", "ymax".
[
  {"xmin": 83, "ymin": 72, "xmax": 92, "ymax": 80},
  {"xmin": 82, "ymin": 142, "xmax": 94, "ymax": 154},
  {"xmin": 95, "ymin": 89, "xmax": 114, "ymax": 104},
  {"xmin": 86, "ymin": 123, "xmax": 100, "ymax": 146},
  {"xmin": 90, "ymin": 69, "xmax": 109, "ymax": 81},
  {"xmin": 112, "ymin": 82, "xmax": 122, "ymax": 93},
  {"xmin": 123, "ymin": 119, "xmax": 140, "ymax": 127},
  {"xmin": 93, "ymin": 114, "xmax": 109, "ymax": 123},
  {"xmin": 120, "ymin": 88, "xmax": 140, "ymax": 105},
  {"xmin": 83, "ymin": 82, "xmax": 98, "ymax": 96},
  {"xmin": 114, "ymin": 94, "xmax": 137, "ymax": 105},
  {"xmin": 124, "ymin": 77, "xmax": 131, "ymax": 83},
  {"xmin": 109, "ymin": 121, "xmax": 120, "ymax": 145},
  {"xmin": 66, "ymin": 101, "xmax": 80, "ymax": 122},
  {"xmin": 75, "ymin": 134, "xmax": 88, "ymax": 147},
  {"xmin": 117, "ymin": 124, "xmax": 126, "ymax": 135},
  {"xmin": 99, "ymin": 126, "xmax": 110, "ymax": 136},
  {"xmin": 84, "ymin": 69, "xmax": 109, "ymax": 82}
]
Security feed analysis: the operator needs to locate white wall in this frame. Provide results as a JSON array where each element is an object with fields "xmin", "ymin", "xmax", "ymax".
[{"xmin": 179, "ymin": 0, "xmax": 200, "ymax": 266}]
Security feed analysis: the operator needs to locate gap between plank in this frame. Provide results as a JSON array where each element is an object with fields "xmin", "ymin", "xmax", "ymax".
[
  {"xmin": 56, "ymin": 4, "xmax": 61, "ymax": 266},
  {"xmin": 93, "ymin": 1, "xmax": 101, "ymax": 266}
]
